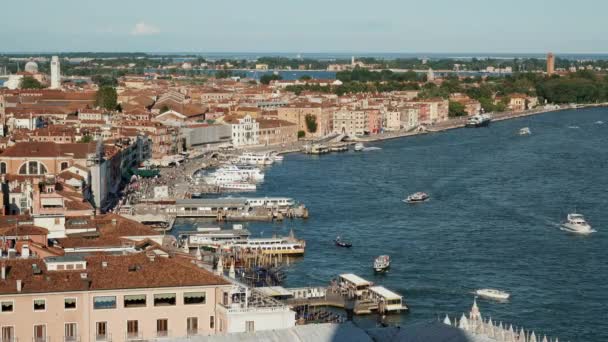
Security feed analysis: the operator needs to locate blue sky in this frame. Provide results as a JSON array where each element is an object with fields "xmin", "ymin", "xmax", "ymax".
[{"xmin": 1, "ymin": 0, "xmax": 607, "ymax": 53}]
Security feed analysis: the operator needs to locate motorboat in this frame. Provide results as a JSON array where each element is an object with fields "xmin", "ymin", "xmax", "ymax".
[
  {"xmin": 465, "ymin": 114, "xmax": 492, "ymax": 128},
  {"xmin": 334, "ymin": 236, "xmax": 352, "ymax": 248},
  {"xmin": 561, "ymin": 213, "xmax": 595, "ymax": 235},
  {"xmin": 215, "ymin": 165, "xmax": 265, "ymax": 182},
  {"xmin": 403, "ymin": 192, "xmax": 430, "ymax": 204},
  {"xmin": 354, "ymin": 143, "xmax": 364, "ymax": 152},
  {"xmin": 475, "ymin": 288, "xmax": 510, "ymax": 301},
  {"xmin": 373, "ymin": 255, "xmax": 391, "ymax": 273},
  {"xmin": 238, "ymin": 153, "xmax": 274, "ymax": 166},
  {"xmin": 519, "ymin": 127, "xmax": 531, "ymax": 135}
]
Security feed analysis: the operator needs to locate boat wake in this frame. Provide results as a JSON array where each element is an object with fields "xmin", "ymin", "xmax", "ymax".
[
  {"xmin": 362, "ymin": 147, "xmax": 382, "ymax": 151},
  {"xmin": 559, "ymin": 226, "xmax": 597, "ymax": 235},
  {"xmin": 567, "ymin": 125, "xmax": 580, "ymax": 129},
  {"xmin": 595, "ymin": 121, "xmax": 604, "ymax": 125}
]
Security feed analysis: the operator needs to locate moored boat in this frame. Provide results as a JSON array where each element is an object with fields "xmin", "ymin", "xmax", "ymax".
[
  {"xmin": 373, "ymin": 255, "xmax": 391, "ymax": 273},
  {"xmin": 519, "ymin": 127, "xmax": 531, "ymax": 135},
  {"xmin": 354, "ymin": 143, "xmax": 364, "ymax": 151},
  {"xmin": 475, "ymin": 288, "xmax": 510, "ymax": 301},
  {"xmin": 466, "ymin": 114, "xmax": 492, "ymax": 128}
]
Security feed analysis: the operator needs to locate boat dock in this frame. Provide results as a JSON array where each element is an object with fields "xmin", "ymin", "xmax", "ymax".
[{"xmin": 258, "ymin": 273, "xmax": 408, "ymax": 316}]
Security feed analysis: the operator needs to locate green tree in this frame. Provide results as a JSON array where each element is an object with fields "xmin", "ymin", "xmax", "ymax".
[
  {"xmin": 79, "ymin": 135, "xmax": 94, "ymax": 143},
  {"xmin": 260, "ymin": 74, "xmax": 283, "ymax": 85},
  {"xmin": 448, "ymin": 101, "xmax": 467, "ymax": 117},
  {"xmin": 95, "ymin": 86, "xmax": 118, "ymax": 111},
  {"xmin": 20, "ymin": 76, "xmax": 44, "ymax": 89},
  {"xmin": 299, "ymin": 75, "xmax": 312, "ymax": 81},
  {"xmin": 297, "ymin": 130, "xmax": 306, "ymax": 139},
  {"xmin": 304, "ymin": 114, "xmax": 318, "ymax": 133}
]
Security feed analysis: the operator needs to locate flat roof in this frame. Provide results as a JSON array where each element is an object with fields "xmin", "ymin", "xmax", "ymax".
[
  {"xmin": 256, "ymin": 286, "xmax": 293, "ymax": 297},
  {"xmin": 339, "ymin": 273, "xmax": 371, "ymax": 287},
  {"xmin": 369, "ymin": 286, "xmax": 402, "ymax": 300}
]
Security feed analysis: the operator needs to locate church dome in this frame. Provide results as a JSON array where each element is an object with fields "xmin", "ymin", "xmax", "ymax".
[{"xmin": 24, "ymin": 61, "xmax": 39, "ymax": 73}]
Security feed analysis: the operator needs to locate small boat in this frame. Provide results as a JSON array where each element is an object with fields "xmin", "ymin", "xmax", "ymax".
[
  {"xmin": 561, "ymin": 213, "xmax": 595, "ymax": 235},
  {"xmin": 334, "ymin": 236, "xmax": 352, "ymax": 248},
  {"xmin": 373, "ymin": 255, "xmax": 391, "ymax": 273},
  {"xmin": 354, "ymin": 143, "xmax": 364, "ymax": 152},
  {"xmin": 519, "ymin": 127, "xmax": 531, "ymax": 135},
  {"xmin": 465, "ymin": 114, "xmax": 492, "ymax": 128},
  {"xmin": 475, "ymin": 288, "xmax": 510, "ymax": 301},
  {"xmin": 595, "ymin": 121, "xmax": 604, "ymax": 125},
  {"xmin": 403, "ymin": 192, "xmax": 430, "ymax": 204}
]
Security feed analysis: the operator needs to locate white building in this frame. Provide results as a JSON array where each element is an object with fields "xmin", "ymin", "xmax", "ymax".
[
  {"xmin": 333, "ymin": 109, "xmax": 367, "ymax": 137},
  {"xmin": 50, "ymin": 56, "xmax": 61, "ymax": 89},
  {"xmin": 231, "ymin": 115, "xmax": 259, "ymax": 147},
  {"xmin": 217, "ymin": 284, "xmax": 295, "ymax": 333}
]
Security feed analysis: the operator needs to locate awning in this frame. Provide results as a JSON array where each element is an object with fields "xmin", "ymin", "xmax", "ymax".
[
  {"xmin": 184, "ymin": 292, "xmax": 205, "ymax": 299},
  {"xmin": 124, "ymin": 295, "xmax": 146, "ymax": 301},
  {"xmin": 154, "ymin": 293, "xmax": 176, "ymax": 300}
]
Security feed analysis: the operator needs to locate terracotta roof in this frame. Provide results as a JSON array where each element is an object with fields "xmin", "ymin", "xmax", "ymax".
[
  {"xmin": 0, "ymin": 142, "xmax": 96, "ymax": 158},
  {"xmin": 0, "ymin": 225, "xmax": 48, "ymax": 236},
  {"xmin": 0, "ymin": 253, "xmax": 230, "ymax": 295}
]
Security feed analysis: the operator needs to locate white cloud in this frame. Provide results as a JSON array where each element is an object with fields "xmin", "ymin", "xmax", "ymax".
[{"xmin": 131, "ymin": 22, "xmax": 160, "ymax": 36}]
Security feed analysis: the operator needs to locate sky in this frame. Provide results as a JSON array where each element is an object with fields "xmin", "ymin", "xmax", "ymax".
[{"xmin": 1, "ymin": 0, "xmax": 607, "ymax": 53}]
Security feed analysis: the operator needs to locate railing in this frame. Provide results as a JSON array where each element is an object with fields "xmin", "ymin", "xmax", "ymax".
[
  {"xmin": 1, "ymin": 337, "xmax": 18, "ymax": 342},
  {"xmin": 186, "ymin": 330, "xmax": 199, "ymax": 337},
  {"xmin": 32, "ymin": 337, "xmax": 50, "ymax": 342},
  {"xmin": 63, "ymin": 336, "xmax": 80, "ymax": 342},
  {"xmin": 125, "ymin": 332, "xmax": 144, "ymax": 341},
  {"xmin": 94, "ymin": 334, "xmax": 111, "ymax": 342},
  {"xmin": 155, "ymin": 330, "xmax": 170, "ymax": 338}
]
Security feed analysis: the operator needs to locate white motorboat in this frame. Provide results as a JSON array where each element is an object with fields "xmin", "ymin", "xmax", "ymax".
[
  {"xmin": 403, "ymin": 192, "xmax": 430, "ymax": 203},
  {"xmin": 238, "ymin": 153, "xmax": 274, "ymax": 166},
  {"xmin": 216, "ymin": 165, "xmax": 265, "ymax": 182},
  {"xmin": 475, "ymin": 288, "xmax": 510, "ymax": 301},
  {"xmin": 519, "ymin": 127, "xmax": 531, "ymax": 135},
  {"xmin": 466, "ymin": 114, "xmax": 492, "ymax": 128},
  {"xmin": 354, "ymin": 143, "xmax": 365, "ymax": 152},
  {"xmin": 561, "ymin": 213, "xmax": 595, "ymax": 235},
  {"xmin": 373, "ymin": 255, "xmax": 391, "ymax": 273}
]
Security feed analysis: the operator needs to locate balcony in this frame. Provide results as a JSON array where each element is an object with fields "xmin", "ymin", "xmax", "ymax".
[
  {"xmin": 94, "ymin": 334, "xmax": 111, "ymax": 342},
  {"xmin": 63, "ymin": 336, "xmax": 80, "ymax": 342},
  {"xmin": 32, "ymin": 337, "xmax": 49, "ymax": 342},
  {"xmin": 125, "ymin": 332, "xmax": 144, "ymax": 341}
]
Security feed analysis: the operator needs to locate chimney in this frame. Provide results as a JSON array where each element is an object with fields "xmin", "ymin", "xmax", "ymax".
[
  {"xmin": 16, "ymin": 279, "xmax": 22, "ymax": 292},
  {"xmin": 101, "ymin": 261, "xmax": 108, "ymax": 268},
  {"xmin": 111, "ymin": 219, "xmax": 117, "ymax": 226},
  {"xmin": 1, "ymin": 264, "xmax": 5, "ymax": 280}
]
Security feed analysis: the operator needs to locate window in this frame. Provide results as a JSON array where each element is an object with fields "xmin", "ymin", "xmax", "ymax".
[
  {"xmin": 33, "ymin": 299, "xmax": 46, "ymax": 311},
  {"xmin": 124, "ymin": 295, "xmax": 146, "ymax": 308},
  {"xmin": 61, "ymin": 162, "xmax": 69, "ymax": 171},
  {"xmin": 126, "ymin": 320, "xmax": 139, "ymax": 339},
  {"xmin": 64, "ymin": 323, "xmax": 77, "ymax": 341},
  {"xmin": 2, "ymin": 326, "xmax": 14, "ymax": 342},
  {"xmin": 246, "ymin": 321, "xmax": 255, "ymax": 332},
  {"xmin": 95, "ymin": 322, "xmax": 107, "ymax": 341},
  {"xmin": 93, "ymin": 296, "xmax": 116, "ymax": 310},
  {"xmin": 210, "ymin": 316, "xmax": 214, "ymax": 330},
  {"xmin": 0, "ymin": 162, "xmax": 6, "ymax": 174},
  {"xmin": 64, "ymin": 298, "xmax": 77, "ymax": 310},
  {"xmin": 29, "ymin": 161, "xmax": 38, "ymax": 175},
  {"xmin": 187, "ymin": 317, "xmax": 198, "ymax": 335},
  {"xmin": 18, "ymin": 161, "xmax": 48, "ymax": 175},
  {"xmin": 156, "ymin": 319, "xmax": 168, "ymax": 337},
  {"xmin": 184, "ymin": 292, "xmax": 206, "ymax": 305},
  {"xmin": 33, "ymin": 324, "xmax": 46, "ymax": 342},
  {"xmin": 1, "ymin": 301, "xmax": 13, "ymax": 312},
  {"xmin": 153, "ymin": 293, "xmax": 176, "ymax": 306}
]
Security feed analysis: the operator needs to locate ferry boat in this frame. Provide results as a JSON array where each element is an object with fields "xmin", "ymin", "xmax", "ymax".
[
  {"xmin": 179, "ymin": 226, "xmax": 251, "ymax": 249},
  {"xmin": 373, "ymin": 255, "xmax": 391, "ymax": 273},
  {"xmin": 561, "ymin": 213, "xmax": 595, "ymax": 235},
  {"xmin": 215, "ymin": 165, "xmax": 265, "ymax": 182},
  {"xmin": 519, "ymin": 127, "xmax": 531, "ymax": 135},
  {"xmin": 228, "ymin": 237, "xmax": 306, "ymax": 256},
  {"xmin": 466, "ymin": 114, "xmax": 492, "ymax": 128},
  {"xmin": 354, "ymin": 143, "xmax": 365, "ymax": 151},
  {"xmin": 246, "ymin": 197, "xmax": 295, "ymax": 208},
  {"xmin": 403, "ymin": 192, "xmax": 430, "ymax": 204},
  {"xmin": 334, "ymin": 236, "xmax": 352, "ymax": 248},
  {"xmin": 238, "ymin": 153, "xmax": 274, "ymax": 166},
  {"xmin": 204, "ymin": 178, "xmax": 256, "ymax": 191},
  {"xmin": 475, "ymin": 288, "xmax": 510, "ymax": 301}
]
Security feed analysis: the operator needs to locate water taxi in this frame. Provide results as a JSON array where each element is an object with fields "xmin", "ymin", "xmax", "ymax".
[
  {"xmin": 561, "ymin": 213, "xmax": 595, "ymax": 235},
  {"xmin": 373, "ymin": 255, "xmax": 391, "ymax": 273},
  {"xmin": 475, "ymin": 288, "xmax": 510, "ymax": 301},
  {"xmin": 403, "ymin": 192, "xmax": 430, "ymax": 203}
]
